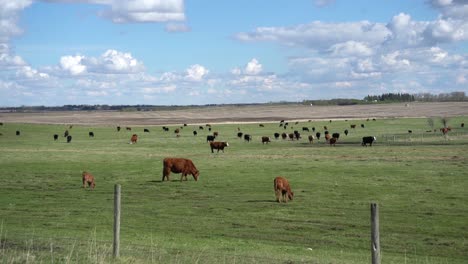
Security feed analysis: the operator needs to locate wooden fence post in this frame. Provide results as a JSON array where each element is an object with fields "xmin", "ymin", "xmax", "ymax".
[
  {"xmin": 113, "ymin": 184, "xmax": 121, "ymax": 258},
  {"xmin": 371, "ymin": 203, "xmax": 380, "ymax": 264}
]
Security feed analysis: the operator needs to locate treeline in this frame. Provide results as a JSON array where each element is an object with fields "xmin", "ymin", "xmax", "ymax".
[
  {"xmin": 364, "ymin": 93, "xmax": 415, "ymax": 102},
  {"xmin": 413, "ymin": 92, "xmax": 467, "ymax": 102}
]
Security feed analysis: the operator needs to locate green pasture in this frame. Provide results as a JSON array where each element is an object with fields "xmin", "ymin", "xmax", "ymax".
[{"xmin": 0, "ymin": 116, "xmax": 467, "ymax": 263}]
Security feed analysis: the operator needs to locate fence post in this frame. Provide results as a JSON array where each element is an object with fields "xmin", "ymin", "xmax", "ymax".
[
  {"xmin": 371, "ymin": 203, "xmax": 380, "ymax": 264},
  {"xmin": 113, "ymin": 184, "xmax": 121, "ymax": 258}
]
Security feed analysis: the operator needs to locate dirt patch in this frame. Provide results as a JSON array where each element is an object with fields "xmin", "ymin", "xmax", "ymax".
[{"xmin": 1, "ymin": 102, "xmax": 467, "ymax": 126}]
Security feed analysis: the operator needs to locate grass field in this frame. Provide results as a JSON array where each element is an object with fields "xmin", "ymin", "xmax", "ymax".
[{"xmin": 0, "ymin": 116, "xmax": 467, "ymax": 263}]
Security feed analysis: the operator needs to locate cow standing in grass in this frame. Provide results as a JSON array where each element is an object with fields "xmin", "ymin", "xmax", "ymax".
[
  {"xmin": 162, "ymin": 158, "xmax": 199, "ymax": 182},
  {"xmin": 274, "ymin": 176, "xmax": 294, "ymax": 203},
  {"xmin": 130, "ymin": 134, "xmax": 138, "ymax": 144},
  {"xmin": 82, "ymin": 171, "xmax": 96, "ymax": 190},
  {"xmin": 210, "ymin": 141, "xmax": 229, "ymax": 153}
]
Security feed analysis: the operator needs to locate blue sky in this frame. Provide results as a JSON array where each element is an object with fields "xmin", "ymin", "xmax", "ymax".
[{"xmin": 0, "ymin": 0, "xmax": 467, "ymax": 106}]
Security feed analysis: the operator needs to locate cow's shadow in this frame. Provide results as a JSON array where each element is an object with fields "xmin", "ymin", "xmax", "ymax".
[{"xmin": 246, "ymin": 199, "xmax": 277, "ymax": 203}]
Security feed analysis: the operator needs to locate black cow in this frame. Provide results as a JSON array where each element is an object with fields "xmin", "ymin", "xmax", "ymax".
[
  {"xmin": 315, "ymin": 132, "xmax": 321, "ymax": 140},
  {"xmin": 274, "ymin": 132, "xmax": 280, "ymax": 139},
  {"xmin": 302, "ymin": 127, "xmax": 309, "ymax": 132},
  {"xmin": 193, "ymin": 131, "xmax": 198, "ymax": 136},
  {"xmin": 361, "ymin": 124, "xmax": 365, "ymax": 128},
  {"xmin": 89, "ymin": 131, "xmax": 94, "ymax": 137},
  {"xmin": 344, "ymin": 129, "xmax": 349, "ymax": 136},
  {"xmin": 408, "ymin": 130, "xmax": 412, "ymax": 134},
  {"xmin": 237, "ymin": 132, "xmax": 243, "ymax": 139},
  {"xmin": 206, "ymin": 135, "xmax": 215, "ymax": 142},
  {"xmin": 332, "ymin": 133, "xmax": 340, "ymax": 139},
  {"xmin": 362, "ymin": 136, "xmax": 376, "ymax": 147},
  {"xmin": 162, "ymin": 126, "xmax": 169, "ymax": 132},
  {"xmin": 53, "ymin": 134, "xmax": 58, "ymax": 141},
  {"xmin": 199, "ymin": 126, "xmax": 204, "ymax": 130},
  {"xmin": 144, "ymin": 128, "xmax": 150, "ymax": 133},
  {"xmin": 64, "ymin": 130, "xmax": 69, "ymax": 137},
  {"xmin": 67, "ymin": 135, "xmax": 72, "ymax": 143},
  {"xmin": 312, "ymin": 127, "xmax": 316, "ymax": 132},
  {"xmin": 117, "ymin": 126, "xmax": 121, "ymax": 132},
  {"xmin": 244, "ymin": 134, "xmax": 252, "ymax": 142},
  {"xmin": 16, "ymin": 130, "xmax": 20, "ymax": 136}
]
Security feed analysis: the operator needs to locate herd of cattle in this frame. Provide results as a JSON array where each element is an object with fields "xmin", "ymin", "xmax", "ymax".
[{"xmin": 1, "ymin": 119, "xmax": 462, "ymax": 202}]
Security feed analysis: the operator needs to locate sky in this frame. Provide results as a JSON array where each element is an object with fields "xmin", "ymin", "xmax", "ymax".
[{"xmin": 0, "ymin": 0, "xmax": 467, "ymax": 106}]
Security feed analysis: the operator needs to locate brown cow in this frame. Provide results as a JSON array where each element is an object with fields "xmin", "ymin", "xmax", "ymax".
[
  {"xmin": 329, "ymin": 137, "xmax": 337, "ymax": 146},
  {"xmin": 130, "ymin": 134, "xmax": 138, "ymax": 144},
  {"xmin": 261, "ymin": 136, "xmax": 271, "ymax": 144},
  {"xmin": 308, "ymin": 135, "xmax": 314, "ymax": 143},
  {"xmin": 324, "ymin": 133, "xmax": 331, "ymax": 142},
  {"xmin": 82, "ymin": 171, "xmax": 96, "ymax": 190},
  {"xmin": 210, "ymin": 141, "xmax": 229, "ymax": 153},
  {"xmin": 274, "ymin": 176, "xmax": 294, "ymax": 203},
  {"xmin": 162, "ymin": 158, "xmax": 199, "ymax": 182}
]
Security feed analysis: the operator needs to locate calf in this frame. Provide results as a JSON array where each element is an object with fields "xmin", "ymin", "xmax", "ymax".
[
  {"xmin": 82, "ymin": 171, "xmax": 96, "ymax": 190},
  {"xmin": 329, "ymin": 137, "xmax": 337, "ymax": 146},
  {"xmin": 244, "ymin": 134, "xmax": 252, "ymax": 142},
  {"xmin": 274, "ymin": 176, "xmax": 294, "ymax": 203},
  {"xmin": 210, "ymin": 141, "xmax": 229, "ymax": 153},
  {"xmin": 261, "ymin": 136, "xmax": 271, "ymax": 144},
  {"xmin": 362, "ymin": 136, "xmax": 376, "ymax": 147},
  {"xmin": 162, "ymin": 158, "xmax": 199, "ymax": 182}
]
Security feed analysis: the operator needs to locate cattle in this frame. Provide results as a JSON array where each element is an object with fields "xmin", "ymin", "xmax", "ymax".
[
  {"xmin": 130, "ymin": 134, "xmax": 138, "ymax": 144},
  {"xmin": 163, "ymin": 126, "xmax": 169, "ymax": 132},
  {"xmin": 53, "ymin": 134, "xmax": 58, "ymax": 141},
  {"xmin": 244, "ymin": 134, "xmax": 252, "ymax": 142},
  {"xmin": 324, "ymin": 133, "xmax": 331, "ymax": 142},
  {"xmin": 162, "ymin": 158, "xmax": 199, "ymax": 182},
  {"xmin": 329, "ymin": 137, "xmax": 337, "ymax": 146},
  {"xmin": 288, "ymin": 133, "xmax": 294, "ymax": 140},
  {"xmin": 174, "ymin": 128, "xmax": 180, "ymax": 134},
  {"xmin": 199, "ymin": 126, "xmax": 204, "ymax": 130},
  {"xmin": 372, "ymin": 118, "xmax": 376, "ymax": 121},
  {"xmin": 262, "ymin": 136, "xmax": 271, "ymax": 144},
  {"xmin": 67, "ymin": 135, "xmax": 72, "ymax": 143},
  {"xmin": 89, "ymin": 131, "xmax": 94, "ymax": 137},
  {"xmin": 184, "ymin": 124, "xmax": 188, "ymax": 127},
  {"xmin": 82, "ymin": 171, "xmax": 96, "ymax": 190},
  {"xmin": 274, "ymin": 132, "xmax": 280, "ymax": 139},
  {"xmin": 344, "ymin": 129, "xmax": 349, "ymax": 136},
  {"xmin": 281, "ymin": 132, "xmax": 287, "ymax": 140},
  {"xmin": 210, "ymin": 141, "xmax": 229, "ymax": 153},
  {"xmin": 315, "ymin": 132, "xmax": 321, "ymax": 140},
  {"xmin": 350, "ymin": 124, "xmax": 356, "ymax": 129},
  {"xmin": 237, "ymin": 132, "xmax": 243, "ymax": 139},
  {"xmin": 294, "ymin": 131, "xmax": 301, "ymax": 140},
  {"xmin": 308, "ymin": 135, "xmax": 314, "ymax": 143},
  {"xmin": 274, "ymin": 176, "xmax": 294, "ymax": 203},
  {"xmin": 126, "ymin": 127, "xmax": 132, "ymax": 131},
  {"xmin": 207, "ymin": 135, "xmax": 215, "ymax": 142},
  {"xmin": 461, "ymin": 123, "xmax": 465, "ymax": 128},
  {"xmin": 193, "ymin": 131, "xmax": 198, "ymax": 136},
  {"xmin": 408, "ymin": 130, "xmax": 412, "ymax": 134},
  {"xmin": 312, "ymin": 127, "xmax": 315, "ymax": 132},
  {"xmin": 213, "ymin": 131, "xmax": 219, "ymax": 137},
  {"xmin": 15, "ymin": 130, "xmax": 20, "ymax": 136},
  {"xmin": 64, "ymin": 130, "xmax": 69, "ymax": 137},
  {"xmin": 361, "ymin": 124, "xmax": 365, "ymax": 128},
  {"xmin": 144, "ymin": 128, "xmax": 150, "ymax": 133},
  {"xmin": 117, "ymin": 126, "xmax": 121, "ymax": 132},
  {"xmin": 259, "ymin": 124, "xmax": 264, "ymax": 127},
  {"xmin": 208, "ymin": 127, "xmax": 212, "ymax": 131},
  {"xmin": 440, "ymin": 127, "xmax": 451, "ymax": 135},
  {"xmin": 362, "ymin": 136, "xmax": 376, "ymax": 147},
  {"xmin": 302, "ymin": 127, "xmax": 309, "ymax": 132},
  {"xmin": 324, "ymin": 126, "xmax": 328, "ymax": 130},
  {"xmin": 206, "ymin": 124, "xmax": 212, "ymax": 128},
  {"xmin": 0, "ymin": 122, "xmax": 3, "ymax": 126},
  {"xmin": 332, "ymin": 133, "xmax": 340, "ymax": 139}
]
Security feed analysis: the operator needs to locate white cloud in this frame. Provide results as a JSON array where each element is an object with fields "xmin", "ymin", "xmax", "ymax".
[
  {"xmin": 17, "ymin": 66, "xmax": 49, "ymax": 79},
  {"xmin": 329, "ymin": 41, "xmax": 373, "ymax": 57},
  {"xmin": 60, "ymin": 55, "xmax": 87, "ymax": 75},
  {"xmin": 99, "ymin": 0, "xmax": 185, "ymax": 23},
  {"xmin": 165, "ymin": 23, "xmax": 190, "ymax": 32},
  {"xmin": 186, "ymin": 64, "xmax": 209, "ymax": 81},
  {"xmin": 245, "ymin": 58, "xmax": 263, "ymax": 75}
]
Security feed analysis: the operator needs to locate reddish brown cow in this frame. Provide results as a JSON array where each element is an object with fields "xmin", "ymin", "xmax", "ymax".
[
  {"xmin": 210, "ymin": 141, "xmax": 229, "ymax": 153},
  {"xmin": 213, "ymin": 131, "xmax": 219, "ymax": 137},
  {"xmin": 82, "ymin": 171, "xmax": 96, "ymax": 190},
  {"xmin": 308, "ymin": 135, "xmax": 314, "ymax": 143},
  {"xmin": 440, "ymin": 127, "xmax": 451, "ymax": 134},
  {"xmin": 130, "ymin": 134, "xmax": 138, "ymax": 144},
  {"xmin": 162, "ymin": 158, "xmax": 199, "ymax": 182},
  {"xmin": 281, "ymin": 132, "xmax": 287, "ymax": 140},
  {"xmin": 274, "ymin": 176, "xmax": 294, "ymax": 203},
  {"xmin": 324, "ymin": 133, "xmax": 331, "ymax": 142},
  {"xmin": 329, "ymin": 137, "xmax": 337, "ymax": 146}
]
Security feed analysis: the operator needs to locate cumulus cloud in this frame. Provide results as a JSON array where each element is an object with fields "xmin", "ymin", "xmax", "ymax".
[
  {"xmin": 60, "ymin": 55, "xmax": 87, "ymax": 75},
  {"xmin": 245, "ymin": 58, "xmax": 263, "ymax": 75},
  {"xmin": 186, "ymin": 64, "xmax": 209, "ymax": 81}
]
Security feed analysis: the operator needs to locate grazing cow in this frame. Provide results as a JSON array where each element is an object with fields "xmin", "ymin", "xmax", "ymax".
[
  {"xmin": 332, "ymin": 133, "xmax": 340, "ymax": 139},
  {"xmin": 294, "ymin": 131, "xmax": 301, "ymax": 140},
  {"xmin": 207, "ymin": 135, "xmax": 215, "ymax": 142},
  {"xmin": 302, "ymin": 127, "xmax": 309, "ymax": 132},
  {"xmin": 64, "ymin": 130, "xmax": 69, "ymax": 137},
  {"xmin": 199, "ymin": 126, "xmax": 204, "ymax": 130},
  {"xmin": 208, "ymin": 127, "xmax": 212, "ymax": 131},
  {"xmin": 288, "ymin": 133, "xmax": 294, "ymax": 140},
  {"xmin": 274, "ymin": 132, "xmax": 280, "ymax": 139},
  {"xmin": 312, "ymin": 127, "xmax": 316, "ymax": 132},
  {"xmin": 162, "ymin": 126, "xmax": 169, "ymax": 132},
  {"xmin": 461, "ymin": 123, "xmax": 465, "ymax": 128},
  {"xmin": 193, "ymin": 131, "xmax": 198, "ymax": 136},
  {"xmin": 373, "ymin": 118, "xmax": 376, "ymax": 121},
  {"xmin": 210, "ymin": 141, "xmax": 229, "ymax": 153},
  {"xmin": 361, "ymin": 124, "xmax": 365, "ymax": 128},
  {"xmin": 89, "ymin": 131, "xmax": 94, "ymax": 137},
  {"xmin": 308, "ymin": 135, "xmax": 314, "ymax": 143},
  {"xmin": 144, "ymin": 128, "xmax": 150, "ymax": 133},
  {"xmin": 259, "ymin": 124, "xmax": 264, "ymax": 127},
  {"xmin": 15, "ymin": 130, "xmax": 20, "ymax": 136},
  {"xmin": 280, "ymin": 120, "xmax": 285, "ymax": 123},
  {"xmin": 262, "ymin": 136, "xmax": 271, "ymax": 144},
  {"xmin": 82, "ymin": 171, "xmax": 95, "ymax": 190},
  {"xmin": 184, "ymin": 124, "xmax": 188, "ymax": 127},
  {"xmin": 206, "ymin": 124, "xmax": 212, "ymax": 128},
  {"xmin": 362, "ymin": 136, "xmax": 376, "ymax": 147},
  {"xmin": 316, "ymin": 132, "xmax": 321, "ymax": 140},
  {"xmin": 408, "ymin": 130, "xmax": 412, "ymax": 134},
  {"xmin": 53, "ymin": 134, "xmax": 58, "ymax": 141},
  {"xmin": 344, "ymin": 129, "xmax": 349, "ymax": 136},
  {"xmin": 130, "ymin": 134, "xmax": 138, "ymax": 144},
  {"xmin": 174, "ymin": 128, "xmax": 180, "ymax": 134},
  {"xmin": 324, "ymin": 126, "xmax": 328, "ymax": 130},
  {"xmin": 350, "ymin": 124, "xmax": 356, "ymax": 129},
  {"xmin": 440, "ymin": 127, "xmax": 451, "ymax": 135},
  {"xmin": 117, "ymin": 126, "xmax": 121, "ymax": 132},
  {"xmin": 329, "ymin": 137, "xmax": 337, "ymax": 146},
  {"xmin": 324, "ymin": 134, "xmax": 331, "ymax": 142},
  {"xmin": 162, "ymin": 158, "xmax": 199, "ymax": 182},
  {"xmin": 67, "ymin": 135, "xmax": 72, "ymax": 143},
  {"xmin": 126, "ymin": 127, "xmax": 132, "ymax": 131},
  {"xmin": 274, "ymin": 176, "xmax": 294, "ymax": 203},
  {"xmin": 213, "ymin": 131, "xmax": 219, "ymax": 137},
  {"xmin": 0, "ymin": 122, "xmax": 3, "ymax": 126},
  {"xmin": 244, "ymin": 134, "xmax": 252, "ymax": 142},
  {"xmin": 237, "ymin": 132, "xmax": 243, "ymax": 139}
]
